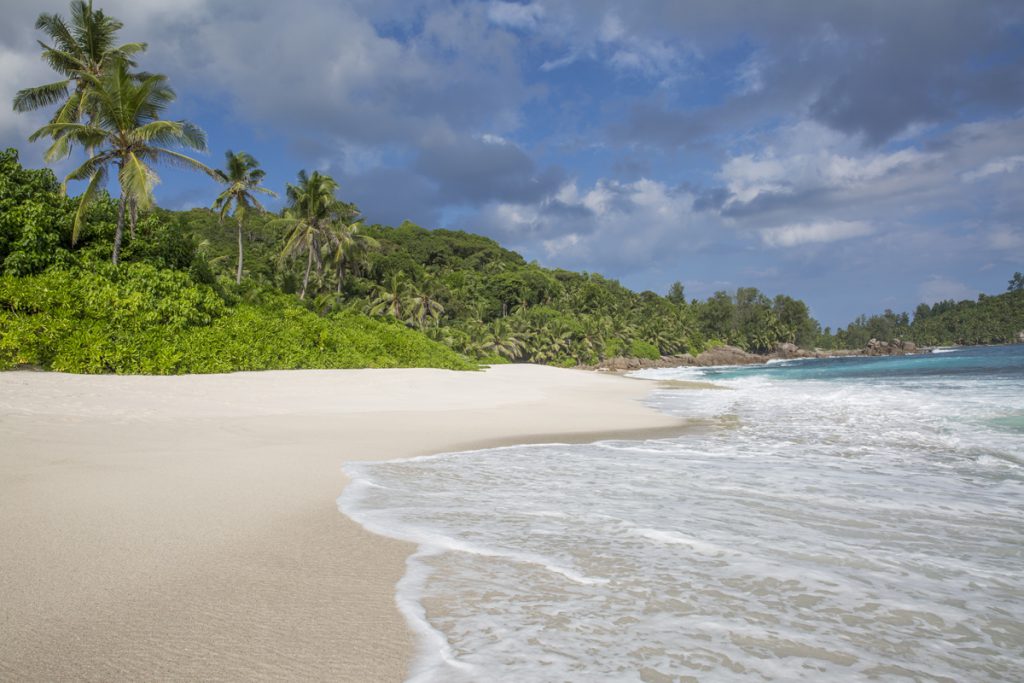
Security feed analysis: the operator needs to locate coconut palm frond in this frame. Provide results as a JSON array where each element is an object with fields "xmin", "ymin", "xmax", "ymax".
[{"xmin": 71, "ymin": 165, "xmax": 107, "ymax": 244}]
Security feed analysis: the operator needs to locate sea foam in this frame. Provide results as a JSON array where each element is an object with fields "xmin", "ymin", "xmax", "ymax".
[{"xmin": 340, "ymin": 346, "xmax": 1024, "ymax": 681}]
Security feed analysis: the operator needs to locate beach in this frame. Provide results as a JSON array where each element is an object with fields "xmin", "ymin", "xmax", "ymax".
[{"xmin": 0, "ymin": 364, "xmax": 680, "ymax": 681}]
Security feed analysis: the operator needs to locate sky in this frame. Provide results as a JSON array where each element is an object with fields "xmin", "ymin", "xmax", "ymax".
[{"xmin": 2, "ymin": 0, "xmax": 1023, "ymax": 328}]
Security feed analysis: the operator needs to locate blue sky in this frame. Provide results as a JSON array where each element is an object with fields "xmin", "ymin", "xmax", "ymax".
[{"xmin": 2, "ymin": 0, "xmax": 1023, "ymax": 327}]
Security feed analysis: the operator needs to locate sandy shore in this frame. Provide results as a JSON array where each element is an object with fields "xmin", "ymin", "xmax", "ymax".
[{"xmin": 0, "ymin": 364, "xmax": 679, "ymax": 681}]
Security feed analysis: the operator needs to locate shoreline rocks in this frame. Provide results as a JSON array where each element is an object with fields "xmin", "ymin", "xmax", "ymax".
[
  {"xmin": 864, "ymin": 338, "xmax": 917, "ymax": 355},
  {"xmin": 585, "ymin": 339, "xmax": 923, "ymax": 372}
]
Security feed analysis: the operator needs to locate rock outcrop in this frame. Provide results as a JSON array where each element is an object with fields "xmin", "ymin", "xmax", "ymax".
[
  {"xmin": 585, "ymin": 339, "xmax": 926, "ymax": 372},
  {"xmin": 696, "ymin": 344, "xmax": 767, "ymax": 366},
  {"xmin": 865, "ymin": 338, "xmax": 917, "ymax": 355},
  {"xmin": 773, "ymin": 342, "xmax": 802, "ymax": 359}
]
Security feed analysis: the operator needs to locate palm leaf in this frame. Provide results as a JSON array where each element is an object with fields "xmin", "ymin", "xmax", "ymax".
[
  {"xmin": 65, "ymin": 151, "xmax": 112, "ymax": 183},
  {"xmin": 34, "ymin": 12, "xmax": 77, "ymax": 59},
  {"xmin": 116, "ymin": 41, "xmax": 147, "ymax": 58},
  {"xmin": 152, "ymin": 148, "xmax": 216, "ymax": 178},
  {"xmin": 12, "ymin": 79, "xmax": 70, "ymax": 112},
  {"xmin": 71, "ymin": 165, "xmax": 107, "ymax": 244},
  {"xmin": 120, "ymin": 151, "xmax": 156, "ymax": 210}
]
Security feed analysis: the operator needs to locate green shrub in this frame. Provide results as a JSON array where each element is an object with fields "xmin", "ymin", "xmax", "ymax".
[
  {"xmin": 628, "ymin": 339, "xmax": 661, "ymax": 360},
  {"xmin": 0, "ymin": 265, "xmax": 474, "ymax": 374}
]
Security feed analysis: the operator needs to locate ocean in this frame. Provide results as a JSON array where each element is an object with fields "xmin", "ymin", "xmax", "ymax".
[{"xmin": 340, "ymin": 345, "xmax": 1024, "ymax": 682}]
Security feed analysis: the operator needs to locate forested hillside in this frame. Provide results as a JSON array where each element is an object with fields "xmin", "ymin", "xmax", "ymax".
[
  {"xmin": 823, "ymin": 288, "xmax": 1024, "ymax": 348},
  {"xmin": 0, "ymin": 150, "xmax": 474, "ymax": 373},
  {"xmin": 0, "ymin": 148, "xmax": 820, "ymax": 371},
  {"xmin": 2, "ymin": 145, "xmax": 1021, "ymax": 374}
]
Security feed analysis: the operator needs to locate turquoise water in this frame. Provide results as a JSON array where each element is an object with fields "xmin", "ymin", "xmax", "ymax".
[
  {"xmin": 710, "ymin": 345, "xmax": 1024, "ymax": 383},
  {"xmin": 341, "ymin": 346, "xmax": 1024, "ymax": 681}
]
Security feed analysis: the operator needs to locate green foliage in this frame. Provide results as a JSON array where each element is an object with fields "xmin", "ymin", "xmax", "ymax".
[
  {"xmin": 832, "ymin": 310, "xmax": 910, "ymax": 348},
  {"xmin": 908, "ymin": 290, "xmax": 1024, "ymax": 346},
  {"xmin": 118, "ymin": 211, "xmax": 198, "ymax": 270},
  {"xmin": 366, "ymin": 221, "xmax": 525, "ymax": 273},
  {"xmin": 28, "ymin": 57, "xmax": 213, "ymax": 263},
  {"xmin": 773, "ymin": 294, "xmax": 820, "ymax": 348},
  {"xmin": 690, "ymin": 287, "xmax": 805, "ymax": 353},
  {"xmin": 628, "ymin": 339, "xmax": 661, "ymax": 360},
  {"xmin": 666, "ymin": 281, "xmax": 685, "ymax": 304},
  {"xmin": 1009, "ymin": 272, "xmax": 1024, "ymax": 292},
  {"xmin": 0, "ymin": 265, "xmax": 473, "ymax": 373},
  {"xmin": 821, "ymin": 285, "xmax": 1024, "ymax": 348},
  {"xmin": 0, "ymin": 148, "xmax": 75, "ymax": 274}
]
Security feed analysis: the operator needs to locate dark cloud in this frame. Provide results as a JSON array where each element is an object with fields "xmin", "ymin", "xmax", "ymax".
[
  {"xmin": 611, "ymin": 155, "xmax": 651, "ymax": 180},
  {"xmin": 692, "ymin": 187, "xmax": 729, "ymax": 212},
  {"xmin": 414, "ymin": 136, "xmax": 565, "ymax": 204},
  {"xmin": 339, "ymin": 167, "xmax": 441, "ymax": 227},
  {"xmin": 611, "ymin": 102, "xmax": 713, "ymax": 149},
  {"xmin": 720, "ymin": 188, "xmax": 830, "ymax": 220},
  {"xmin": 125, "ymin": 0, "xmax": 533, "ymax": 150},
  {"xmin": 598, "ymin": 0, "xmax": 1024, "ymax": 147},
  {"xmin": 804, "ymin": 6, "xmax": 1024, "ymax": 144}
]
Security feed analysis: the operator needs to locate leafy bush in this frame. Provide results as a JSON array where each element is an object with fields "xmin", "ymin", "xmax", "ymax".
[
  {"xmin": 0, "ymin": 265, "xmax": 474, "ymax": 373},
  {"xmin": 628, "ymin": 339, "xmax": 661, "ymax": 360}
]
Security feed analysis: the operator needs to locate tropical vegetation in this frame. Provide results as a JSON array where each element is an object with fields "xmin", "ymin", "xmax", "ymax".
[
  {"xmin": 2, "ymin": 2, "xmax": 1021, "ymax": 374},
  {"xmin": 212, "ymin": 150, "xmax": 275, "ymax": 284}
]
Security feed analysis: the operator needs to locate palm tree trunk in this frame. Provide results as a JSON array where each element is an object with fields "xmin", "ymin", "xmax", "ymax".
[
  {"xmin": 113, "ymin": 194, "xmax": 126, "ymax": 265},
  {"xmin": 300, "ymin": 247, "xmax": 313, "ymax": 300},
  {"xmin": 236, "ymin": 215, "xmax": 244, "ymax": 284}
]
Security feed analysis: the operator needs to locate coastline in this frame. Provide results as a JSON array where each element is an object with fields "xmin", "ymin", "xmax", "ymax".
[
  {"xmin": 0, "ymin": 364, "xmax": 681, "ymax": 681},
  {"xmin": 584, "ymin": 341, "xmax": 933, "ymax": 373}
]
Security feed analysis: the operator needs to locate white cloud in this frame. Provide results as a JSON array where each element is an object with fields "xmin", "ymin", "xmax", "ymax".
[
  {"xmin": 469, "ymin": 176, "xmax": 710, "ymax": 273},
  {"xmin": 539, "ymin": 52, "xmax": 582, "ymax": 71},
  {"xmin": 0, "ymin": 46, "xmax": 50, "ymax": 147},
  {"xmin": 487, "ymin": 1, "xmax": 544, "ymax": 30},
  {"xmin": 479, "ymin": 133, "xmax": 511, "ymax": 145},
  {"xmin": 987, "ymin": 227, "xmax": 1024, "ymax": 251},
  {"xmin": 599, "ymin": 16, "xmax": 690, "ymax": 80},
  {"xmin": 962, "ymin": 155, "xmax": 1024, "ymax": 183},
  {"xmin": 608, "ymin": 41, "xmax": 681, "ymax": 78},
  {"xmin": 759, "ymin": 220, "xmax": 874, "ymax": 248},
  {"xmin": 918, "ymin": 276, "xmax": 977, "ymax": 304},
  {"xmin": 21, "ymin": 0, "xmax": 532, "ymax": 151},
  {"xmin": 530, "ymin": 7, "xmax": 693, "ymax": 80},
  {"xmin": 735, "ymin": 52, "xmax": 768, "ymax": 94},
  {"xmin": 720, "ymin": 121, "xmax": 936, "ymax": 209},
  {"xmin": 542, "ymin": 232, "xmax": 581, "ymax": 257}
]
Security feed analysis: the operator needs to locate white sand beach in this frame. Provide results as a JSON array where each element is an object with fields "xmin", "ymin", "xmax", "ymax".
[{"xmin": 0, "ymin": 364, "xmax": 679, "ymax": 681}]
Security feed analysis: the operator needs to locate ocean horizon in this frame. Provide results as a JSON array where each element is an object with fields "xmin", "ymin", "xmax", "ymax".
[{"xmin": 341, "ymin": 345, "xmax": 1024, "ymax": 681}]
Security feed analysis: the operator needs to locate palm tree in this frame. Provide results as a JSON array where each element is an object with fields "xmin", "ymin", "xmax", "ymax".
[
  {"xmin": 213, "ymin": 150, "xmax": 276, "ymax": 283},
  {"xmin": 370, "ymin": 272, "xmax": 411, "ymax": 320},
  {"xmin": 407, "ymin": 283, "xmax": 445, "ymax": 329},
  {"xmin": 13, "ymin": 1, "xmax": 147, "ymax": 148},
  {"xmin": 481, "ymin": 319, "xmax": 526, "ymax": 360},
  {"xmin": 328, "ymin": 221, "xmax": 378, "ymax": 292},
  {"xmin": 29, "ymin": 59, "xmax": 213, "ymax": 264},
  {"xmin": 273, "ymin": 170, "xmax": 341, "ymax": 299},
  {"xmin": 529, "ymin": 322, "xmax": 571, "ymax": 363}
]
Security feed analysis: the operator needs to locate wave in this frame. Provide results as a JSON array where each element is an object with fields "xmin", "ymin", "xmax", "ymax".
[{"xmin": 338, "ymin": 346, "xmax": 1024, "ymax": 681}]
